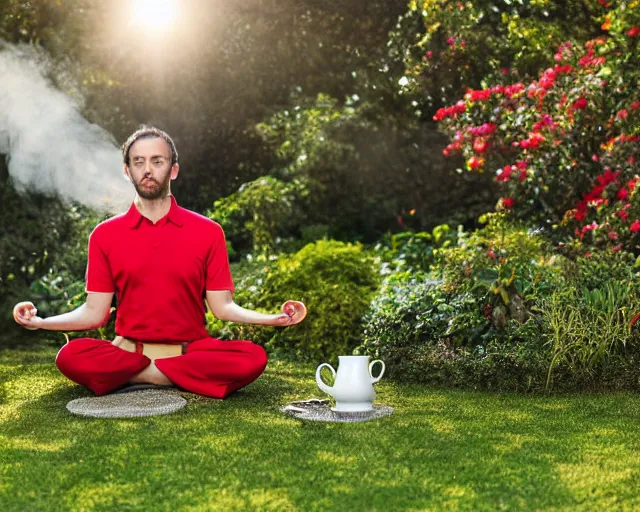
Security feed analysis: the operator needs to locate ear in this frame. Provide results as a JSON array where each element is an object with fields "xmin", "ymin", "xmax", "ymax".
[
  {"xmin": 123, "ymin": 164, "xmax": 132, "ymax": 182},
  {"xmin": 170, "ymin": 163, "xmax": 180, "ymax": 181}
]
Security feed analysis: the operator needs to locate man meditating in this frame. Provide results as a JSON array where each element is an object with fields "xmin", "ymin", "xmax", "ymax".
[{"xmin": 12, "ymin": 126, "xmax": 307, "ymax": 398}]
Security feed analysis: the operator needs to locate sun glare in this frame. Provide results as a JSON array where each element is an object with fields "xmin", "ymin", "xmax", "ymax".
[{"xmin": 130, "ymin": 0, "xmax": 178, "ymax": 31}]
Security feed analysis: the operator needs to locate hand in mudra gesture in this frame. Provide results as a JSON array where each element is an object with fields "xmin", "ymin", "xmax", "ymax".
[
  {"xmin": 274, "ymin": 300, "xmax": 307, "ymax": 326},
  {"xmin": 13, "ymin": 301, "xmax": 43, "ymax": 330}
]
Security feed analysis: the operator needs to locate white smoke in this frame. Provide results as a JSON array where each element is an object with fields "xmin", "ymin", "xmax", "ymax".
[{"xmin": 0, "ymin": 41, "xmax": 133, "ymax": 213}]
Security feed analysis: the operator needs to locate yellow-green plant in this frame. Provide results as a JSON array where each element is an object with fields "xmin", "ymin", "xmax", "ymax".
[{"xmin": 539, "ymin": 281, "xmax": 640, "ymax": 391}]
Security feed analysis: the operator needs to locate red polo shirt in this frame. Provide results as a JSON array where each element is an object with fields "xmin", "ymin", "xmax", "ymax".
[{"xmin": 85, "ymin": 195, "xmax": 234, "ymax": 343}]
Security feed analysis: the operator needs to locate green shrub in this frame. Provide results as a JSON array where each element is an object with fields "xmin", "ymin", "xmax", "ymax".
[
  {"xmin": 432, "ymin": 213, "xmax": 563, "ymax": 347},
  {"xmin": 359, "ymin": 267, "xmax": 550, "ymax": 390},
  {"xmin": 207, "ymin": 240, "xmax": 380, "ymax": 362},
  {"xmin": 208, "ymin": 176, "xmax": 307, "ymax": 257},
  {"xmin": 362, "ymin": 218, "xmax": 640, "ymax": 391},
  {"xmin": 536, "ymin": 250, "xmax": 640, "ymax": 390},
  {"xmin": 0, "ymin": 162, "xmax": 106, "ymax": 342},
  {"xmin": 374, "ymin": 225, "xmax": 458, "ymax": 274}
]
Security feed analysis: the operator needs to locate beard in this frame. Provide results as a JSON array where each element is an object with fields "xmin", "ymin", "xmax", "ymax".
[{"xmin": 134, "ymin": 175, "xmax": 170, "ymax": 200}]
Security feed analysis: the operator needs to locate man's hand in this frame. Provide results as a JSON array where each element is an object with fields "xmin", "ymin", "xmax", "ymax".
[
  {"xmin": 274, "ymin": 300, "xmax": 307, "ymax": 326},
  {"xmin": 13, "ymin": 301, "xmax": 43, "ymax": 331},
  {"xmin": 206, "ymin": 290, "xmax": 307, "ymax": 327}
]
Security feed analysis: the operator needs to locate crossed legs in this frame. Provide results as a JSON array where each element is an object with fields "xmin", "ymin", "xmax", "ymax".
[
  {"xmin": 129, "ymin": 360, "xmax": 173, "ymax": 386},
  {"xmin": 56, "ymin": 337, "xmax": 268, "ymax": 398}
]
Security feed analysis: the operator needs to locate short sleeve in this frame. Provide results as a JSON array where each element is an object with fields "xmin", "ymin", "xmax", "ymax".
[
  {"xmin": 205, "ymin": 225, "xmax": 235, "ymax": 293},
  {"xmin": 85, "ymin": 228, "xmax": 115, "ymax": 293}
]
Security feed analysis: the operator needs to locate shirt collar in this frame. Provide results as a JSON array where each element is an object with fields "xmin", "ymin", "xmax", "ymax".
[{"xmin": 125, "ymin": 195, "xmax": 184, "ymax": 229}]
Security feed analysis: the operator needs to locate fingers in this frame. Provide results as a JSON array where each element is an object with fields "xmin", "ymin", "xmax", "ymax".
[
  {"xmin": 13, "ymin": 301, "xmax": 38, "ymax": 330},
  {"xmin": 280, "ymin": 301, "xmax": 307, "ymax": 325},
  {"xmin": 13, "ymin": 302, "xmax": 37, "ymax": 325}
]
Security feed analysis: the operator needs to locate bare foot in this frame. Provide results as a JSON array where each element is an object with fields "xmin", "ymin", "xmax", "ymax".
[{"xmin": 129, "ymin": 361, "xmax": 173, "ymax": 386}]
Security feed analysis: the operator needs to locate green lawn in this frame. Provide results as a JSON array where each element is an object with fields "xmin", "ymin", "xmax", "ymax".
[{"xmin": 0, "ymin": 347, "xmax": 639, "ymax": 512}]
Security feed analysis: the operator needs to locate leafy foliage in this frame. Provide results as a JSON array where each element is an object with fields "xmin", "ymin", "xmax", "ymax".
[
  {"xmin": 361, "ymin": 213, "xmax": 640, "ymax": 391},
  {"xmin": 254, "ymin": 92, "xmax": 497, "ymax": 243},
  {"xmin": 209, "ymin": 175, "xmax": 307, "ymax": 257},
  {"xmin": 207, "ymin": 240, "xmax": 380, "ymax": 362}
]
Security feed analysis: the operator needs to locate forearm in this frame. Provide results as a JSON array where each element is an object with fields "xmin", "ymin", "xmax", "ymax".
[
  {"xmin": 40, "ymin": 304, "xmax": 109, "ymax": 331},
  {"xmin": 213, "ymin": 302, "xmax": 282, "ymax": 325}
]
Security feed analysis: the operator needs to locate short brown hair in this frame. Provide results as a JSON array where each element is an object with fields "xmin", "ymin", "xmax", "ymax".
[{"xmin": 122, "ymin": 125, "xmax": 179, "ymax": 166}]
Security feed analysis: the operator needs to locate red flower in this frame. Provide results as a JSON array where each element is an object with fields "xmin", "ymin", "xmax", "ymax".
[
  {"xmin": 465, "ymin": 89, "xmax": 492, "ymax": 102},
  {"xmin": 467, "ymin": 123, "xmax": 497, "ymax": 137},
  {"xmin": 627, "ymin": 27, "xmax": 640, "ymax": 38},
  {"xmin": 501, "ymin": 197, "xmax": 514, "ymax": 209},
  {"xmin": 612, "ymin": 244, "xmax": 623, "ymax": 253},
  {"xmin": 608, "ymin": 231, "xmax": 619, "ymax": 240},
  {"xmin": 517, "ymin": 132, "xmax": 546, "ymax": 150},
  {"xmin": 618, "ymin": 210, "xmax": 629, "ymax": 221},
  {"xmin": 617, "ymin": 188, "xmax": 629, "ymax": 201},
  {"xmin": 473, "ymin": 139, "xmax": 490, "ymax": 154},
  {"xmin": 504, "ymin": 83, "xmax": 525, "ymax": 98},
  {"xmin": 572, "ymin": 97, "xmax": 588, "ymax": 110},
  {"xmin": 467, "ymin": 156, "xmax": 485, "ymax": 170},
  {"xmin": 617, "ymin": 109, "xmax": 629, "ymax": 120},
  {"xmin": 575, "ymin": 210, "xmax": 587, "ymax": 222},
  {"xmin": 496, "ymin": 165, "xmax": 513, "ymax": 182},
  {"xmin": 631, "ymin": 221, "xmax": 640, "ymax": 232}
]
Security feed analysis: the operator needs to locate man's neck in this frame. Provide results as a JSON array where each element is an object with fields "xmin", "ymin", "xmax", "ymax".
[{"xmin": 134, "ymin": 194, "xmax": 172, "ymax": 224}]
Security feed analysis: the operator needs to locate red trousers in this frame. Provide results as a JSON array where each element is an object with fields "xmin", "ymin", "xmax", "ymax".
[{"xmin": 55, "ymin": 337, "xmax": 268, "ymax": 398}]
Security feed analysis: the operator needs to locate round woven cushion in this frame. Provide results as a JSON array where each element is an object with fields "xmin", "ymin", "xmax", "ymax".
[
  {"xmin": 282, "ymin": 401, "xmax": 394, "ymax": 423},
  {"xmin": 67, "ymin": 389, "xmax": 187, "ymax": 418}
]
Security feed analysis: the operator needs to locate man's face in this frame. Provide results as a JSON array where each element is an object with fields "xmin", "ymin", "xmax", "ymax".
[{"xmin": 125, "ymin": 137, "xmax": 178, "ymax": 200}]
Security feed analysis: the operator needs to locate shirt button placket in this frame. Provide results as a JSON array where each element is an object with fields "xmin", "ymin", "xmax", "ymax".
[{"xmin": 152, "ymin": 222, "xmax": 160, "ymax": 250}]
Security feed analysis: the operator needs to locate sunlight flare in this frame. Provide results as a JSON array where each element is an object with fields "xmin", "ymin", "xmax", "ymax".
[{"xmin": 130, "ymin": 0, "xmax": 178, "ymax": 32}]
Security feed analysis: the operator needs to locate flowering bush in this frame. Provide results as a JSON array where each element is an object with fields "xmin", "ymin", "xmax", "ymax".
[
  {"xmin": 434, "ymin": 1, "xmax": 640, "ymax": 252},
  {"xmin": 392, "ymin": 0, "xmax": 602, "ymax": 116}
]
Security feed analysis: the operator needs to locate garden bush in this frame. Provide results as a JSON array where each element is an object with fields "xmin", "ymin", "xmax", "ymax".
[
  {"xmin": 433, "ymin": 1, "xmax": 640, "ymax": 251},
  {"xmin": 374, "ymin": 224, "xmax": 458, "ymax": 274},
  {"xmin": 0, "ymin": 160, "xmax": 107, "ymax": 342},
  {"xmin": 206, "ymin": 240, "xmax": 380, "ymax": 362},
  {"xmin": 208, "ymin": 175, "xmax": 308, "ymax": 257},
  {"xmin": 536, "ymin": 249, "xmax": 640, "ymax": 389},
  {"xmin": 393, "ymin": 0, "xmax": 602, "ymax": 117},
  {"xmin": 359, "ymin": 267, "xmax": 551, "ymax": 391},
  {"xmin": 361, "ymin": 214, "xmax": 640, "ymax": 391},
  {"xmin": 23, "ymin": 204, "xmax": 114, "ymax": 344},
  {"xmin": 254, "ymin": 91, "xmax": 497, "ymax": 242}
]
